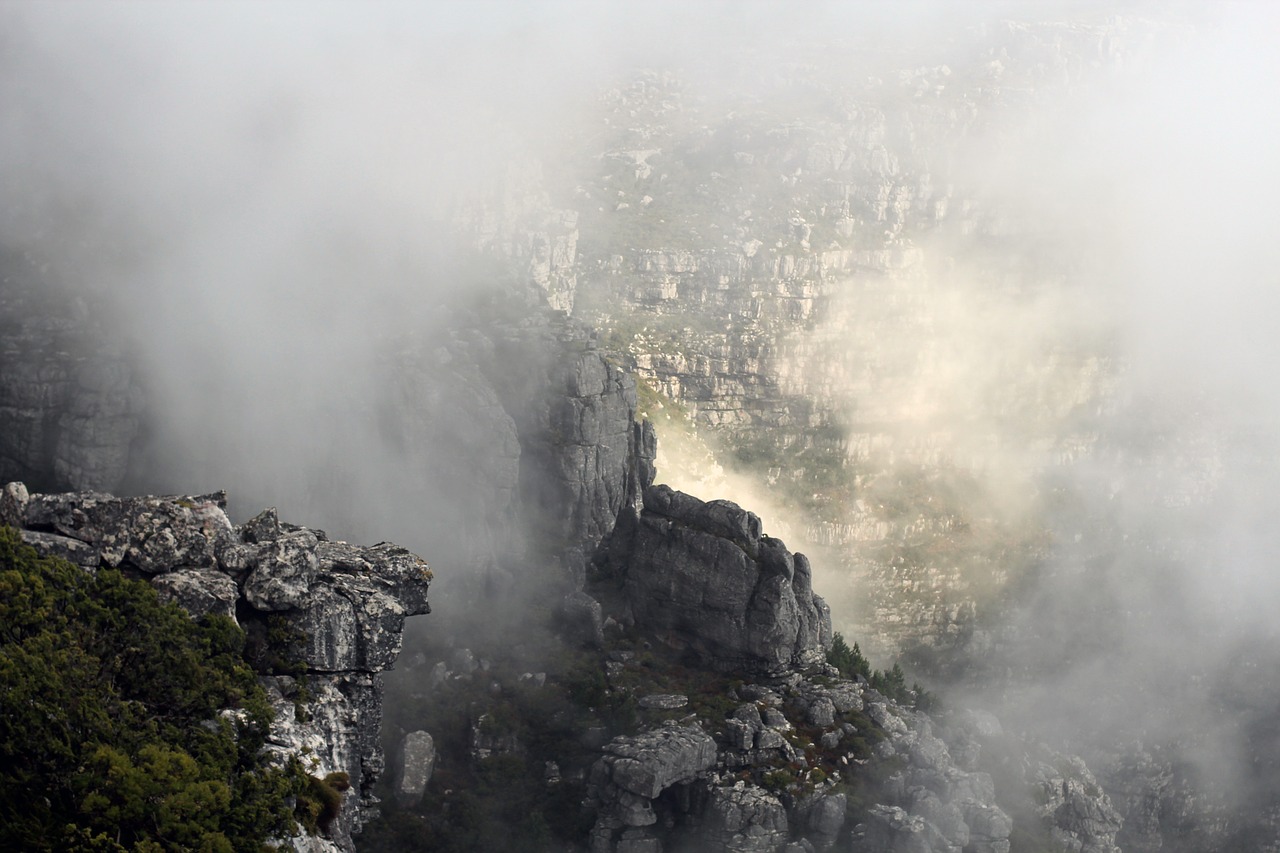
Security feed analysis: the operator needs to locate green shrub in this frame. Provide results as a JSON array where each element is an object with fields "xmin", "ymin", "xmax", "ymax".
[{"xmin": 0, "ymin": 526, "xmax": 304, "ymax": 851}]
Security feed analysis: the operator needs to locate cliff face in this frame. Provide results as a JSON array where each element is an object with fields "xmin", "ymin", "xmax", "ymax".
[
  {"xmin": 0, "ymin": 253, "xmax": 144, "ymax": 492},
  {"xmin": 1, "ymin": 481, "xmax": 431, "ymax": 853}
]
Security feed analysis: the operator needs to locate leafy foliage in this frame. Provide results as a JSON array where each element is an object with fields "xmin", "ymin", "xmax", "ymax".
[{"xmin": 0, "ymin": 526, "xmax": 305, "ymax": 851}]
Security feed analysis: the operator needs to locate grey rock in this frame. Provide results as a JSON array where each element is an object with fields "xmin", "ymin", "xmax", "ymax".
[
  {"xmin": 394, "ymin": 731, "xmax": 436, "ymax": 806},
  {"xmin": 240, "ymin": 507, "xmax": 282, "ymax": 544},
  {"xmin": 23, "ymin": 489, "xmax": 227, "ymax": 572},
  {"xmin": 1, "ymin": 481, "xmax": 29, "ymax": 527},
  {"xmin": 7, "ymin": 486, "xmax": 431, "ymax": 853},
  {"xmin": 19, "ymin": 527, "xmax": 99, "ymax": 567},
  {"xmin": 867, "ymin": 702, "xmax": 910, "ymax": 736},
  {"xmin": 909, "ymin": 790, "xmax": 969, "ymax": 850},
  {"xmin": 732, "ymin": 703, "xmax": 764, "ymax": 729},
  {"xmin": 909, "ymin": 735, "xmax": 951, "ymax": 771},
  {"xmin": 152, "ymin": 567, "xmax": 239, "ymax": 622},
  {"xmin": 755, "ymin": 729, "xmax": 788, "ymax": 750},
  {"xmin": 727, "ymin": 719, "xmax": 756, "ymax": 750},
  {"xmin": 763, "ymin": 708, "xmax": 791, "ymax": 730},
  {"xmin": 638, "ymin": 694, "xmax": 688, "ymax": 710},
  {"xmin": 1026, "ymin": 746, "xmax": 1122, "ymax": 853},
  {"xmin": 858, "ymin": 804, "xmax": 940, "ymax": 853},
  {"xmin": 605, "ymin": 484, "xmax": 831, "ymax": 675},
  {"xmin": 242, "ymin": 529, "xmax": 318, "ymax": 611},
  {"xmin": 808, "ymin": 697, "xmax": 837, "ymax": 727},
  {"xmin": 0, "ymin": 273, "xmax": 143, "ymax": 494},
  {"xmin": 562, "ymin": 590, "xmax": 605, "ymax": 648},
  {"xmin": 703, "ymin": 784, "xmax": 789, "ymax": 852},
  {"xmin": 601, "ymin": 726, "xmax": 718, "ymax": 799}
]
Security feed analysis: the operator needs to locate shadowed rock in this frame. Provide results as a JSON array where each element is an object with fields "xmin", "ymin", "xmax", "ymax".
[{"xmin": 603, "ymin": 484, "xmax": 831, "ymax": 675}]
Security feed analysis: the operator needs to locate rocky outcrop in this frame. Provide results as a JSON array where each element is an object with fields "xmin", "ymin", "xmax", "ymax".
[
  {"xmin": 600, "ymin": 483, "xmax": 831, "ymax": 675},
  {"xmin": 393, "ymin": 731, "xmax": 436, "ymax": 807},
  {"xmin": 2, "ymin": 482, "xmax": 431, "ymax": 853},
  {"xmin": 1024, "ymin": 746, "xmax": 1123, "ymax": 853},
  {"xmin": 588, "ymin": 724, "xmax": 719, "ymax": 852}
]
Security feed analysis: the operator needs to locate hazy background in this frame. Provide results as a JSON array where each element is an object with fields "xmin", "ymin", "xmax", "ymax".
[{"xmin": 5, "ymin": 0, "xmax": 1280, "ymax": 826}]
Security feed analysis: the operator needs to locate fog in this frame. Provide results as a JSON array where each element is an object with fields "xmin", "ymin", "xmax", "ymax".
[{"xmin": 5, "ymin": 0, "xmax": 1280, "ymax": 843}]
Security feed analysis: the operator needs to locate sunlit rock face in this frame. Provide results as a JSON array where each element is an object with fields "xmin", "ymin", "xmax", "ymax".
[
  {"xmin": 3, "ymin": 482, "xmax": 431, "ymax": 853},
  {"xmin": 601, "ymin": 483, "xmax": 832, "ymax": 676}
]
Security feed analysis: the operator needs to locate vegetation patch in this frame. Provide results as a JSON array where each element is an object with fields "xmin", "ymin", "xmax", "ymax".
[{"xmin": 0, "ymin": 526, "xmax": 309, "ymax": 851}]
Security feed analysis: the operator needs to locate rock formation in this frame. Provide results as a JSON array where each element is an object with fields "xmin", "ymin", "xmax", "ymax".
[
  {"xmin": 1, "ymin": 481, "xmax": 431, "ymax": 853},
  {"xmin": 600, "ymin": 483, "xmax": 832, "ymax": 675}
]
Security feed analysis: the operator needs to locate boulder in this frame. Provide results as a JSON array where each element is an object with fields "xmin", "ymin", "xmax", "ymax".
[
  {"xmin": 394, "ymin": 731, "xmax": 436, "ymax": 806},
  {"xmin": 152, "ymin": 567, "xmax": 239, "ymax": 622}
]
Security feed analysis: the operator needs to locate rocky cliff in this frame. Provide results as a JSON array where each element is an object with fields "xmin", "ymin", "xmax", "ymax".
[{"xmin": 1, "ymin": 481, "xmax": 431, "ymax": 852}]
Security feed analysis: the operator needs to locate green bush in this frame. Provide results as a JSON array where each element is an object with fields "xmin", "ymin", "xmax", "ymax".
[
  {"xmin": 827, "ymin": 632, "xmax": 935, "ymax": 709},
  {"xmin": 0, "ymin": 526, "xmax": 305, "ymax": 851}
]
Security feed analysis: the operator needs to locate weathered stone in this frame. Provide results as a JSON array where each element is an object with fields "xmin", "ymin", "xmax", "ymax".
[
  {"xmin": 1025, "ymin": 747, "xmax": 1123, "ymax": 853},
  {"xmin": 808, "ymin": 697, "xmax": 836, "ymax": 727},
  {"xmin": 909, "ymin": 789, "xmax": 969, "ymax": 850},
  {"xmin": 243, "ymin": 529, "xmax": 318, "ymax": 611},
  {"xmin": 703, "ymin": 784, "xmax": 789, "ymax": 852},
  {"xmin": 6, "ymin": 487, "xmax": 431, "ymax": 853},
  {"xmin": 152, "ymin": 567, "xmax": 239, "ymax": 622},
  {"xmin": 562, "ymin": 590, "xmax": 605, "ymax": 648},
  {"xmin": 732, "ymin": 703, "xmax": 764, "ymax": 729},
  {"xmin": 0, "ymin": 481, "xmax": 29, "ymax": 527},
  {"xmin": 394, "ymin": 731, "xmax": 436, "ymax": 806},
  {"xmin": 604, "ymin": 485, "xmax": 831, "ymax": 675},
  {"xmin": 638, "ymin": 694, "xmax": 688, "ymax": 710},
  {"xmin": 755, "ymin": 729, "xmax": 787, "ymax": 750},
  {"xmin": 909, "ymin": 734, "xmax": 951, "ymax": 771},
  {"xmin": 727, "ymin": 719, "xmax": 756, "ymax": 750},
  {"xmin": 19, "ymin": 527, "xmax": 99, "ymax": 567},
  {"xmin": 596, "ymin": 726, "xmax": 718, "ymax": 799}
]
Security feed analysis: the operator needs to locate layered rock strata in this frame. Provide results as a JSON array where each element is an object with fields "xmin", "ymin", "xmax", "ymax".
[{"xmin": 1, "ymin": 481, "xmax": 431, "ymax": 853}]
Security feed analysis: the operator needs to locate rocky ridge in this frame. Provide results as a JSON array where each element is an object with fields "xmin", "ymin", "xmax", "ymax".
[{"xmin": 1, "ymin": 481, "xmax": 431, "ymax": 853}]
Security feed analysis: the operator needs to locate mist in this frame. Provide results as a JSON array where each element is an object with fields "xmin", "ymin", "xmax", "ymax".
[{"xmin": 6, "ymin": 0, "xmax": 1280, "ymax": 846}]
